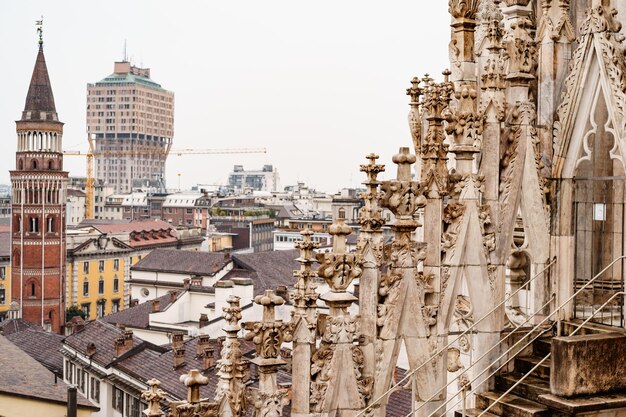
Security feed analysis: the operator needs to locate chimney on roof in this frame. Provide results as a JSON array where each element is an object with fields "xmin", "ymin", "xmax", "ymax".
[
  {"xmin": 86, "ymin": 342, "xmax": 97, "ymax": 357},
  {"xmin": 172, "ymin": 332, "xmax": 184, "ymax": 350},
  {"xmin": 223, "ymin": 252, "xmax": 231, "ymax": 262},
  {"xmin": 190, "ymin": 276, "xmax": 202, "ymax": 287},
  {"xmin": 173, "ymin": 348, "xmax": 186, "ymax": 369},
  {"xmin": 151, "ymin": 299, "xmax": 160, "ymax": 313},
  {"xmin": 169, "ymin": 290, "xmax": 178, "ymax": 302},
  {"xmin": 131, "ymin": 299, "xmax": 139, "ymax": 307},
  {"xmin": 115, "ymin": 331, "xmax": 134, "ymax": 357},
  {"xmin": 196, "ymin": 335, "xmax": 210, "ymax": 356},
  {"xmin": 183, "ymin": 278, "xmax": 191, "ymax": 290},
  {"xmin": 198, "ymin": 314, "xmax": 209, "ymax": 328},
  {"xmin": 275, "ymin": 286, "xmax": 288, "ymax": 301},
  {"xmin": 66, "ymin": 316, "xmax": 86, "ymax": 335},
  {"xmin": 201, "ymin": 347, "xmax": 215, "ymax": 369}
]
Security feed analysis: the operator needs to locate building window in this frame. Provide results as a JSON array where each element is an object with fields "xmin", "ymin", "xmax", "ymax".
[
  {"xmin": 90, "ymin": 377, "xmax": 100, "ymax": 403},
  {"xmin": 65, "ymin": 360, "xmax": 75, "ymax": 384},
  {"xmin": 98, "ymin": 277, "xmax": 104, "ymax": 294},
  {"xmin": 29, "ymin": 217, "xmax": 39, "ymax": 233},
  {"xmin": 126, "ymin": 393, "xmax": 140, "ymax": 417},
  {"xmin": 82, "ymin": 279, "xmax": 89, "ymax": 297},
  {"xmin": 0, "ymin": 287, "xmax": 5, "ymax": 305},
  {"xmin": 97, "ymin": 302, "xmax": 105, "ymax": 318},
  {"xmin": 338, "ymin": 207, "xmax": 346, "ymax": 219},
  {"xmin": 47, "ymin": 217, "xmax": 54, "ymax": 233},
  {"xmin": 113, "ymin": 276, "xmax": 119, "ymax": 293},
  {"xmin": 112, "ymin": 299, "xmax": 120, "ymax": 313},
  {"xmin": 48, "ymin": 160, "xmax": 55, "ymax": 170},
  {"xmin": 81, "ymin": 303, "xmax": 90, "ymax": 318},
  {"xmin": 30, "ymin": 281, "xmax": 36, "ymax": 297},
  {"xmin": 113, "ymin": 258, "xmax": 120, "ymax": 271},
  {"xmin": 98, "ymin": 260, "xmax": 105, "ymax": 272},
  {"xmin": 83, "ymin": 261, "xmax": 90, "ymax": 274},
  {"xmin": 0, "ymin": 267, "xmax": 5, "ymax": 279},
  {"xmin": 77, "ymin": 368, "xmax": 86, "ymax": 393},
  {"xmin": 31, "ymin": 160, "xmax": 38, "ymax": 170},
  {"xmin": 112, "ymin": 387, "xmax": 124, "ymax": 413}
]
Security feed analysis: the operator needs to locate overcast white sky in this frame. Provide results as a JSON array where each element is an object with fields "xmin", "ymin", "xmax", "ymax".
[{"xmin": 0, "ymin": 2, "xmax": 450, "ymax": 193}]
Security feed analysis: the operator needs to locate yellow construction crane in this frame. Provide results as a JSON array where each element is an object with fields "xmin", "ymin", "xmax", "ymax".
[{"xmin": 64, "ymin": 141, "xmax": 267, "ymax": 219}]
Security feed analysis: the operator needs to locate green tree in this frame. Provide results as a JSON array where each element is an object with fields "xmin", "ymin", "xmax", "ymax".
[{"xmin": 66, "ymin": 305, "xmax": 86, "ymax": 322}]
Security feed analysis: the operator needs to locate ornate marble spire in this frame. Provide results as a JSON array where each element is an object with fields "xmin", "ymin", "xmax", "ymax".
[
  {"xmin": 215, "ymin": 296, "xmax": 247, "ymax": 417},
  {"xmin": 357, "ymin": 153, "xmax": 386, "ymax": 234},
  {"xmin": 311, "ymin": 219, "xmax": 371, "ymax": 415},
  {"xmin": 290, "ymin": 229, "xmax": 320, "ymax": 417},
  {"xmin": 244, "ymin": 290, "xmax": 292, "ymax": 417}
]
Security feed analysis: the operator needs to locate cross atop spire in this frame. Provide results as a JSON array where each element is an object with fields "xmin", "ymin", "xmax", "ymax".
[{"xmin": 36, "ymin": 17, "xmax": 43, "ymax": 47}]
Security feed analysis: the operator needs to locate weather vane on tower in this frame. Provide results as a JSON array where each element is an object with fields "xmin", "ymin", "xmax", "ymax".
[{"xmin": 36, "ymin": 16, "xmax": 43, "ymax": 46}]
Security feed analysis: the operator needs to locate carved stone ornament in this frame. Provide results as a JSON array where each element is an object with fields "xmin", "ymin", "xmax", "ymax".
[
  {"xmin": 381, "ymin": 147, "xmax": 427, "ymax": 229},
  {"xmin": 316, "ymin": 219, "xmax": 362, "ymax": 292},
  {"xmin": 168, "ymin": 369, "xmax": 221, "ymax": 417},
  {"xmin": 503, "ymin": 17, "xmax": 537, "ymax": 78},
  {"xmin": 449, "ymin": 0, "xmax": 480, "ymax": 20},
  {"xmin": 445, "ymin": 83, "xmax": 483, "ymax": 149},
  {"xmin": 292, "ymin": 229, "xmax": 320, "ymax": 308},
  {"xmin": 407, "ymin": 78, "xmax": 424, "ymax": 155},
  {"xmin": 253, "ymin": 390, "xmax": 289, "ymax": 417},
  {"xmin": 243, "ymin": 290, "xmax": 293, "ymax": 360},
  {"xmin": 142, "ymin": 378, "xmax": 167, "ymax": 417},
  {"xmin": 358, "ymin": 153, "xmax": 386, "ymax": 232}
]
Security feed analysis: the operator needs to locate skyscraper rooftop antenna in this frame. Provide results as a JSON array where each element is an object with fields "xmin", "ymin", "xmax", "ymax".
[
  {"xmin": 123, "ymin": 39, "xmax": 128, "ymax": 62},
  {"xmin": 36, "ymin": 16, "xmax": 43, "ymax": 47}
]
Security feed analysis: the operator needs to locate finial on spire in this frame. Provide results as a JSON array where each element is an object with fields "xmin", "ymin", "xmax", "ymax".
[{"xmin": 36, "ymin": 17, "xmax": 43, "ymax": 47}]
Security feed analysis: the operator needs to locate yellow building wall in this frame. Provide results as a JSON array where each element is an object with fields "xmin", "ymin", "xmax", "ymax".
[
  {"xmin": 67, "ymin": 256, "xmax": 125, "ymax": 320},
  {"xmin": 0, "ymin": 262, "xmax": 11, "ymax": 314},
  {"xmin": 0, "ymin": 393, "xmax": 95, "ymax": 417}
]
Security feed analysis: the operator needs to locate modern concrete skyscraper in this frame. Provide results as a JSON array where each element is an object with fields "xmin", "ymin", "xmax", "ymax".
[
  {"xmin": 11, "ymin": 39, "xmax": 68, "ymax": 333},
  {"xmin": 87, "ymin": 61, "xmax": 174, "ymax": 194}
]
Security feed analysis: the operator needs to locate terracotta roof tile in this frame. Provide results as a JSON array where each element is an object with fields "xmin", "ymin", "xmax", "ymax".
[
  {"xmin": 132, "ymin": 249, "xmax": 230, "ymax": 276},
  {"xmin": 63, "ymin": 320, "xmax": 147, "ymax": 367},
  {"xmin": 228, "ymin": 250, "xmax": 300, "ymax": 295},
  {"xmin": 89, "ymin": 219, "xmax": 173, "ymax": 234},
  {"xmin": 5, "ymin": 327, "xmax": 64, "ymax": 377},
  {"xmin": 103, "ymin": 292, "xmax": 180, "ymax": 330},
  {"xmin": 0, "ymin": 335, "xmax": 95, "ymax": 409},
  {"xmin": 0, "ymin": 318, "xmax": 36, "ymax": 335}
]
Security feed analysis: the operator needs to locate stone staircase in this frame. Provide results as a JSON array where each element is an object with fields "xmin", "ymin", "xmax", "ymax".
[
  {"xmin": 455, "ymin": 324, "xmax": 626, "ymax": 417},
  {"xmin": 455, "ymin": 336, "xmax": 553, "ymax": 417}
]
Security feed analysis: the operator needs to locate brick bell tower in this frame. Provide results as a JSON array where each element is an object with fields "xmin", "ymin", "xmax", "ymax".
[{"xmin": 10, "ymin": 33, "xmax": 67, "ymax": 333}]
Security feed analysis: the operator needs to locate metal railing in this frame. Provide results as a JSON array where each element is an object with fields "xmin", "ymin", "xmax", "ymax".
[
  {"xmin": 477, "ymin": 290, "xmax": 626, "ymax": 417},
  {"xmin": 404, "ymin": 255, "xmax": 624, "ymax": 417},
  {"xmin": 354, "ymin": 257, "xmax": 557, "ymax": 417}
]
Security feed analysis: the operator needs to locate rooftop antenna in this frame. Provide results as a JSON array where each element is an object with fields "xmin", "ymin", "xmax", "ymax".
[{"xmin": 36, "ymin": 16, "xmax": 43, "ymax": 47}]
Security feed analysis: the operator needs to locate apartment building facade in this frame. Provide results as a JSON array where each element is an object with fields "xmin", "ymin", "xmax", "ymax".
[{"xmin": 87, "ymin": 62, "xmax": 174, "ymax": 194}]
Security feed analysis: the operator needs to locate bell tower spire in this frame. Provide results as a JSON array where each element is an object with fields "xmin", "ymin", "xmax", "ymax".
[{"xmin": 10, "ymin": 33, "xmax": 67, "ymax": 333}]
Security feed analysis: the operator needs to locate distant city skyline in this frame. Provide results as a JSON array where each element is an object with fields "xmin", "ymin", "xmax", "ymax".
[{"xmin": 0, "ymin": 2, "xmax": 450, "ymax": 193}]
